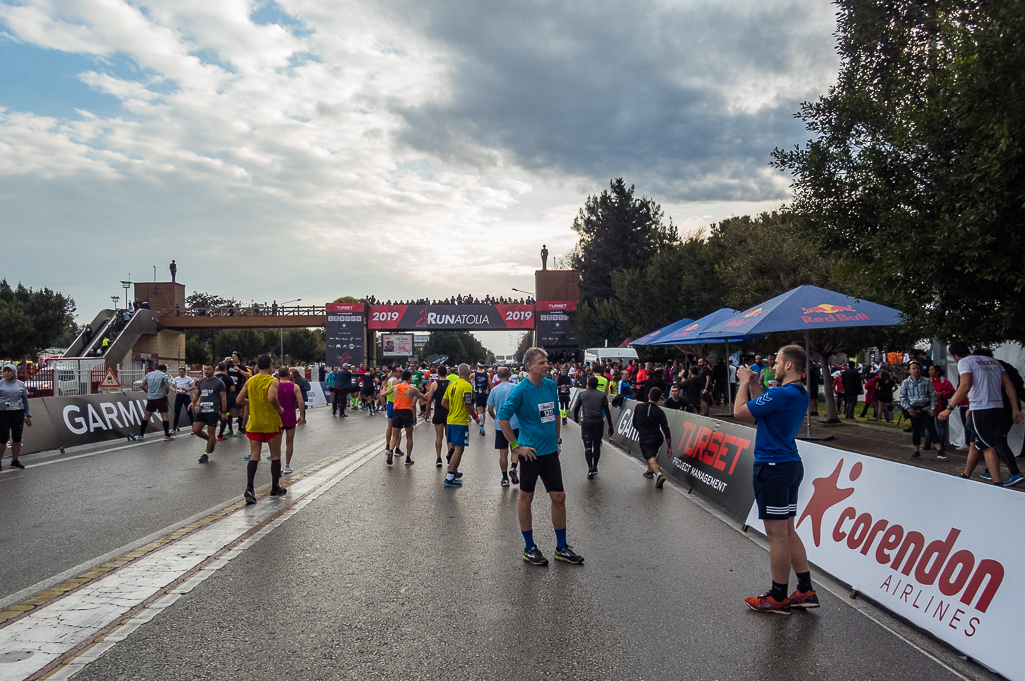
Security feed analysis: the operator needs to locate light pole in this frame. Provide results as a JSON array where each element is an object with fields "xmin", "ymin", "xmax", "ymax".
[
  {"xmin": 511, "ymin": 288, "xmax": 535, "ymax": 298},
  {"xmin": 279, "ymin": 298, "xmax": 301, "ymax": 363},
  {"xmin": 121, "ymin": 279, "xmax": 132, "ymax": 308},
  {"xmin": 111, "ymin": 295, "xmax": 120, "ymax": 309}
]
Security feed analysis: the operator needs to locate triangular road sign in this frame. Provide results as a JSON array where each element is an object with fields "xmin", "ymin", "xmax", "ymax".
[{"xmin": 99, "ymin": 368, "xmax": 121, "ymax": 392}]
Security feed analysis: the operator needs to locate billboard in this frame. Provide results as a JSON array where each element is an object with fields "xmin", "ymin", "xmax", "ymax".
[
  {"xmin": 368, "ymin": 304, "xmax": 534, "ymax": 331},
  {"xmin": 381, "ymin": 333, "xmax": 414, "ymax": 357},
  {"xmin": 536, "ymin": 301, "xmax": 578, "ymax": 349},
  {"xmin": 325, "ymin": 302, "xmax": 365, "ymax": 367}
]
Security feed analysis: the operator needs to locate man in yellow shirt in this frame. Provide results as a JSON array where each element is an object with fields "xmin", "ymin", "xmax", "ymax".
[
  {"xmin": 236, "ymin": 354, "xmax": 284, "ymax": 504},
  {"xmin": 441, "ymin": 363, "xmax": 479, "ymax": 487}
]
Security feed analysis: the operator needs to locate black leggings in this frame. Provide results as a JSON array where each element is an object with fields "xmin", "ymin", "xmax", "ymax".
[
  {"xmin": 910, "ymin": 409, "xmax": 939, "ymax": 447},
  {"xmin": 0, "ymin": 410, "xmax": 25, "ymax": 443},
  {"xmin": 173, "ymin": 394, "xmax": 193, "ymax": 429},
  {"xmin": 580, "ymin": 419, "xmax": 605, "ymax": 469}
]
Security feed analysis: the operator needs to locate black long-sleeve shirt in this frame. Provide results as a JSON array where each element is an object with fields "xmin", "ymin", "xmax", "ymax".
[
  {"xmin": 572, "ymin": 388, "xmax": 613, "ymax": 427},
  {"xmin": 631, "ymin": 401, "xmax": 671, "ymax": 445}
]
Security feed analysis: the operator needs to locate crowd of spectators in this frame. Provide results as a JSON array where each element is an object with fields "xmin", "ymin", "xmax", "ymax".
[{"xmin": 365, "ymin": 294, "xmax": 535, "ymax": 306}]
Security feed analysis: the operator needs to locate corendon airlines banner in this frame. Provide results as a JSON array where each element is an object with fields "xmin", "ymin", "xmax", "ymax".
[
  {"xmin": 606, "ymin": 397, "xmax": 757, "ymax": 521},
  {"xmin": 326, "ymin": 303, "xmax": 365, "ymax": 367},
  {"xmin": 745, "ymin": 443, "xmax": 1024, "ymax": 681},
  {"xmin": 368, "ymin": 304, "xmax": 534, "ymax": 331}
]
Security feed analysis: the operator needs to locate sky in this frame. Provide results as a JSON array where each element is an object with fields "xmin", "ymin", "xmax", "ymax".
[{"xmin": 0, "ymin": 0, "xmax": 841, "ymax": 355}]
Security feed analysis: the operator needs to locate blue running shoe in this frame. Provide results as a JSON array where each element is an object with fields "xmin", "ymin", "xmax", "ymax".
[
  {"xmin": 981, "ymin": 469, "xmax": 992, "ymax": 480},
  {"xmin": 443, "ymin": 477, "xmax": 463, "ymax": 487},
  {"xmin": 1002, "ymin": 473, "xmax": 1024, "ymax": 487},
  {"xmin": 455, "ymin": 471, "xmax": 463, "ymax": 479}
]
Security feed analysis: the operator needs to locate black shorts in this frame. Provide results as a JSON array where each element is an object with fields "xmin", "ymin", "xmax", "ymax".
[
  {"xmin": 494, "ymin": 428, "xmax": 519, "ymax": 450},
  {"xmin": 145, "ymin": 397, "xmax": 169, "ymax": 414},
  {"xmin": 391, "ymin": 408, "xmax": 415, "ymax": 429},
  {"xmin": 474, "ymin": 394, "xmax": 488, "ymax": 408},
  {"xmin": 639, "ymin": 439, "xmax": 663, "ymax": 461},
  {"xmin": 195, "ymin": 411, "xmax": 219, "ymax": 428},
  {"xmin": 518, "ymin": 452, "xmax": 564, "ymax": 494},
  {"xmin": 558, "ymin": 393, "xmax": 571, "ymax": 406},
  {"xmin": 432, "ymin": 409, "xmax": 449, "ymax": 425},
  {"xmin": 971, "ymin": 408, "xmax": 1009, "ymax": 450},
  {"xmin": 753, "ymin": 461, "xmax": 804, "ymax": 520},
  {"xmin": 0, "ymin": 410, "xmax": 26, "ymax": 443}
]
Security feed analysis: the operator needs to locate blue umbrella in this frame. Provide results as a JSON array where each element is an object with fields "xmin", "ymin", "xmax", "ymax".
[
  {"xmin": 651, "ymin": 308, "xmax": 747, "ymax": 345},
  {"xmin": 700, "ymin": 285, "xmax": 904, "ymax": 437},
  {"xmin": 630, "ymin": 317, "xmax": 695, "ymax": 346}
]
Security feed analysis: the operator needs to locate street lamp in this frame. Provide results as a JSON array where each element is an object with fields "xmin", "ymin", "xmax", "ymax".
[
  {"xmin": 121, "ymin": 279, "xmax": 132, "ymax": 308},
  {"xmin": 111, "ymin": 295, "xmax": 120, "ymax": 309},
  {"xmin": 511, "ymin": 288, "xmax": 534, "ymax": 298},
  {"xmin": 279, "ymin": 298, "xmax": 302, "ymax": 363}
]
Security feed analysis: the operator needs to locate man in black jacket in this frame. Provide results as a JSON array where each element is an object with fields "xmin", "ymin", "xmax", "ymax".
[
  {"xmin": 841, "ymin": 362, "xmax": 863, "ymax": 419},
  {"xmin": 631, "ymin": 387, "xmax": 672, "ymax": 489}
]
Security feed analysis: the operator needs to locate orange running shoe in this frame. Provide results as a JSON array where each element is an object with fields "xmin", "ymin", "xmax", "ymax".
[
  {"xmin": 787, "ymin": 589, "xmax": 820, "ymax": 609},
  {"xmin": 745, "ymin": 592, "xmax": 791, "ymax": 615}
]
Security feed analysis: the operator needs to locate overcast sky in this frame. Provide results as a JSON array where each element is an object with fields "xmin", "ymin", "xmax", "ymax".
[{"xmin": 0, "ymin": 0, "xmax": 840, "ymax": 354}]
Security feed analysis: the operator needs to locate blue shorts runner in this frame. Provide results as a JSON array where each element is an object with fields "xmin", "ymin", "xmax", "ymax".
[
  {"xmin": 386, "ymin": 402, "xmax": 394, "ymax": 419},
  {"xmin": 753, "ymin": 460, "xmax": 803, "ymax": 520},
  {"xmin": 447, "ymin": 424, "xmax": 470, "ymax": 447}
]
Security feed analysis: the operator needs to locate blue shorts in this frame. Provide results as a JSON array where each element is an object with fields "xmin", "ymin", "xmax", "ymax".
[
  {"xmin": 386, "ymin": 402, "xmax": 394, "ymax": 419},
  {"xmin": 447, "ymin": 424, "xmax": 470, "ymax": 448},
  {"xmin": 753, "ymin": 460, "xmax": 803, "ymax": 520}
]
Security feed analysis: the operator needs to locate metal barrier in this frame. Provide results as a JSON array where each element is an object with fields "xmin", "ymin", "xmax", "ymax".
[{"xmin": 172, "ymin": 304, "xmax": 327, "ymax": 318}]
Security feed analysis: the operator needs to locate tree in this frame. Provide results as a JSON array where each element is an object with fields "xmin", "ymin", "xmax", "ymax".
[
  {"xmin": 283, "ymin": 329, "xmax": 323, "ymax": 364},
  {"xmin": 186, "ymin": 291, "xmax": 238, "ymax": 310},
  {"xmin": 569, "ymin": 178, "xmax": 678, "ymax": 304},
  {"xmin": 211, "ymin": 329, "xmax": 278, "ymax": 362},
  {"xmin": 185, "ymin": 335, "xmax": 210, "ymax": 366},
  {"xmin": 773, "ymin": 0, "xmax": 1025, "ymax": 345},
  {"xmin": 0, "ymin": 280, "xmax": 76, "ymax": 359},
  {"xmin": 421, "ymin": 331, "xmax": 489, "ymax": 365}
]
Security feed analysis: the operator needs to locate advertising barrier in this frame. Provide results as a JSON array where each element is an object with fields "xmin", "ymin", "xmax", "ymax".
[
  {"xmin": 745, "ymin": 442, "xmax": 1024, "ymax": 681},
  {"xmin": 17, "ymin": 393, "xmax": 163, "ymax": 455},
  {"xmin": 325, "ymin": 302, "xmax": 366, "ymax": 368},
  {"xmin": 606, "ymin": 397, "xmax": 757, "ymax": 522},
  {"xmin": 368, "ymin": 304, "xmax": 534, "ymax": 331}
]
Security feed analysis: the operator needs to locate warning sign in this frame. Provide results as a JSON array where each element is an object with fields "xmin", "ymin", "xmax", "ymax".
[{"xmin": 98, "ymin": 368, "xmax": 121, "ymax": 393}]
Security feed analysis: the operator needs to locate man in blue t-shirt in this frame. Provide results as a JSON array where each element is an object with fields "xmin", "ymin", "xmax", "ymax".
[
  {"xmin": 734, "ymin": 344, "xmax": 818, "ymax": 615},
  {"xmin": 498, "ymin": 348, "xmax": 583, "ymax": 567},
  {"xmin": 487, "ymin": 367, "xmax": 520, "ymax": 487}
]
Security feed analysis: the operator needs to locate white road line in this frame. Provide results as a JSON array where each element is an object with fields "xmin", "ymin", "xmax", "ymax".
[
  {"xmin": 0, "ymin": 439, "xmax": 384, "ymax": 681},
  {"xmin": 0, "ymin": 441, "xmax": 161, "ymax": 480}
]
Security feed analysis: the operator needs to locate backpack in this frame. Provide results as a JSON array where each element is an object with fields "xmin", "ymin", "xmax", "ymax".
[{"xmin": 998, "ymin": 360, "xmax": 1025, "ymax": 408}]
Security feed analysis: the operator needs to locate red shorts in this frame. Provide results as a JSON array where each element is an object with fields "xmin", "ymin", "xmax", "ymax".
[{"xmin": 246, "ymin": 430, "xmax": 281, "ymax": 443}]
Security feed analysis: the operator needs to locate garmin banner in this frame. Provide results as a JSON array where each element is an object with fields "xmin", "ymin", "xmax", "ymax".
[
  {"xmin": 607, "ymin": 397, "xmax": 756, "ymax": 522},
  {"xmin": 18, "ymin": 393, "xmax": 163, "ymax": 454},
  {"xmin": 535, "ymin": 301, "xmax": 578, "ymax": 349},
  {"xmin": 368, "ymin": 304, "xmax": 534, "ymax": 331},
  {"xmin": 326, "ymin": 303, "xmax": 366, "ymax": 367}
]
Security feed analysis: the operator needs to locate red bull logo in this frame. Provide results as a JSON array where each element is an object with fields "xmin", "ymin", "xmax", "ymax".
[
  {"xmin": 802, "ymin": 303, "xmax": 857, "ymax": 314},
  {"xmin": 801, "ymin": 302, "xmax": 870, "ymax": 324},
  {"xmin": 726, "ymin": 308, "xmax": 762, "ymax": 327}
]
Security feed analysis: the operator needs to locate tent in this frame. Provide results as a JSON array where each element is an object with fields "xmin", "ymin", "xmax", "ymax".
[{"xmin": 630, "ymin": 318, "xmax": 695, "ymax": 346}]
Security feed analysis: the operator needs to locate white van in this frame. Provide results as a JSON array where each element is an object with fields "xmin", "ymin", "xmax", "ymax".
[{"xmin": 583, "ymin": 347, "xmax": 639, "ymax": 364}]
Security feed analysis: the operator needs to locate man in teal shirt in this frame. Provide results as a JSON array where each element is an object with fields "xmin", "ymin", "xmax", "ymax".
[{"xmin": 498, "ymin": 347, "xmax": 583, "ymax": 567}]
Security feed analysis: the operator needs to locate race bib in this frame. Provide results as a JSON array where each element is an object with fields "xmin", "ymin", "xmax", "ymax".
[
  {"xmin": 538, "ymin": 401, "xmax": 556, "ymax": 423},
  {"xmin": 558, "ymin": 386, "xmax": 570, "ymax": 395},
  {"xmin": 199, "ymin": 402, "xmax": 216, "ymax": 413},
  {"xmin": 5, "ymin": 401, "xmax": 22, "ymax": 410}
]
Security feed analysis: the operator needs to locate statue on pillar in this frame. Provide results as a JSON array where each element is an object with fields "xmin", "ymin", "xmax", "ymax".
[{"xmin": 540, "ymin": 245, "xmax": 549, "ymax": 271}]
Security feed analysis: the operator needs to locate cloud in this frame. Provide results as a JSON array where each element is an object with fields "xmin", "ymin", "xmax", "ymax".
[{"xmin": 0, "ymin": 0, "xmax": 838, "ymax": 343}]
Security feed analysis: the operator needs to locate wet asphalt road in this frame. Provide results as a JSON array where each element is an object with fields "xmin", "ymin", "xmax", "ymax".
[
  {"xmin": 0, "ymin": 406, "xmax": 387, "ymax": 603},
  {"xmin": 14, "ymin": 409, "xmax": 967, "ymax": 681}
]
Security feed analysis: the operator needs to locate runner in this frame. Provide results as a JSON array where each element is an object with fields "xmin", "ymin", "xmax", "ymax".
[
  {"xmin": 277, "ymin": 366, "xmax": 305, "ymax": 474},
  {"xmin": 361, "ymin": 367, "xmax": 378, "ymax": 415},
  {"xmin": 473, "ymin": 363, "xmax": 490, "ymax": 436},
  {"xmin": 441, "ymin": 364, "xmax": 478, "ymax": 487},
  {"xmin": 556, "ymin": 366, "xmax": 573, "ymax": 425},
  {"xmin": 236, "ymin": 354, "xmax": 286, "ymax": 504},
  {"xmin": 215, "ymin": 363, "xmax": 233, "ymax": 440},
  {"xmin": 497, "ymin": 347, "xmax": 583, "ymax": 566},
  {"xmin": 0, "ymin": 364, "xmax": 31, "ymax": 470},
  {"xmin": 325, "ymin": 365, "xmax": 337, "ymax": 413},
  {"xmin": 487, "ymin": 367, "xmax": 519, "ymax": 486},
  {"xmin": 382, "ymin": 367, "xmax": 402, "ymax": 455},
  {"xmin": 424, "ymin": 366, "xmax": 453, "ymax": 467},
  {"xmin": 381, "ymin": 370, "xmax": 425, "ymax": 465},
  {"xmin": 138, "ymin": 364, "xmax": 173, "ymax": 441},
  {"xmin": 734, "ymin": 344, "xmax": 818, "ymax": 614},
  {"xmin": 631, "ymin": 386, "xmax": 671, "ymax": 488},
  {"xmin": 190, "ymin": 362, "xmax": 227, "ymax": 464},
  {"xmin": 171, "ymin": 366, "xmax": 195, "ymax": 433},
  {"xmin": 225, "ymin": 355, "xmax": 247, "ymax": 437},
  {"xmin": 571, "ymin": 375, "xmax": 614, "ymax": 479},
  {"xmin": 334, "ymin": 363, "xmax": 352, "ymax": 417}
]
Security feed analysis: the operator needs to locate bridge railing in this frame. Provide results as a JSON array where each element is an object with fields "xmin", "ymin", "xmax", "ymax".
[{"xmin": 166, "ymin": 304, "xmax": 329, "ymax": 318}]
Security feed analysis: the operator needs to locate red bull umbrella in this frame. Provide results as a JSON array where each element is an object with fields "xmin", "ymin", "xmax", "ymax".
[
  {"xmin": 629, "ymin": 317, "xmax": 696, "ymax": 346},
  {"xmin": 700, "ymin": 285, "xmax": 902, "ymax": 337},
  {"xmin": 650, "ymin": 308, "xmax": 754, "ymax": 345}
]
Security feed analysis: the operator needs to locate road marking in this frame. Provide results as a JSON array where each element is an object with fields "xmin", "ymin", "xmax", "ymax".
[
  {"xmin": 0, "ymin": 441, "xmax": 162, "ymax": 481},
  {"xmin": 0, "ymin": 438, "xmax": 384, "ymax": 681}
]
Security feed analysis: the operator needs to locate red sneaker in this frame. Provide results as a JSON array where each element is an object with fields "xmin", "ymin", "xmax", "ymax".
[
  {"xmin": 787, "ymin": 589, "xmax": 820, "ymax": 609},
  {"xmin": 745, "ymin": 592, "xmax": 791, "ymax": 615}
]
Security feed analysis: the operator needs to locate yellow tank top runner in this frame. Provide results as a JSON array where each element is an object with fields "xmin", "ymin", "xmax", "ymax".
[{"xmin": 247, "ymin": 373, "xmax": 283, "ymax": 433}]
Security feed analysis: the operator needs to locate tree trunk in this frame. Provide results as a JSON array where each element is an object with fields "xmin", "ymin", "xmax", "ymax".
[{"xmin": 820, "ymin": 352, "xmax": 840, "ymax": 423}]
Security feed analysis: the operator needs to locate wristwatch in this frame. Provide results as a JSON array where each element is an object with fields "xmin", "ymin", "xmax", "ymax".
[{"xmin": 558, "ymin": 438, "xmax": 563, "ymax": 445}]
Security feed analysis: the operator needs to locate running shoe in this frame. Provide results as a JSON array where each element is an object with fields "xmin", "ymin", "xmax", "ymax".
[
  {"xmin": 786, "ymin": 590, "xmax": 820, "ymax": 609},
  {"xmin": 455, "ymin": 471, "xmax": 463, "ymax": 479},
  {"xmin": 642, "ymin": 469, "xmax": 654, "ymax": 479},
  {"xmin": 386, "ymin": 450, "xmax": 394, "ymax": 465},
  {"xmin": 523, "ymin": 545, "xmax": 548, "ymax": 566},
  {"xmin": 1002, "ymin": 473, "xmax": 1024, "ymax": 487},
  {"xmin": 562, "ymin": 418, "xmax": 567, "ymax": 426},
  {"xmin": 443, "ymin": 477, "xmax": 462, "ymax": 487},
  {"xmin": 554, "ymin": 545, "xmax": 584, "ymax": 564},
  {"xmin": 226, "ymin": 430, "xmax": 235, "ymax": 437},
  {"xmin": 509, "ymin": 469, "xmax": 519, "ymax": 485},
  {"xmin": 137, "ymin": 434, "xmax": 145, "ymax": 441},
  {"xmin": 244, "ymin": 488, "xmax": 257, "ymax": 505},
  {"xmin": 404, "ymin": 457, "xmax": 414, "ymax": 465},
  {"xmin": 745, "ymin": 592, "xmax": 791, "ymax": 615},
  {"xmin": 908, "ymin": 452, "xmax": 921, "ymax": 460},
  {"xmin": 244, "ymin": 455, "xmax": 251, "ymax": 461},
  {"xmin": 269, "ymin": 486, "xmax": 288, "ymax": 497},
  {"xmin": 655, "ymin": 473, "xmax": 667, "ymax": 489},
  {"xmin": 981, "ymin": 470, "xmax": 992, "ymax": 480},
  {"xmin": 587, "ymin": 469, "xmax": 595, "ymax": 480},
  {"xmin": 164, "ymin": 435, "xmax": 174, "ymax": 441},
  {"xmin": 234, "ymin": 431, "xmax": 244, "ymax": 438},
  {"xmin": 266, "ymin": 455, "xmax": 272, "ymax": 461},
  {"xmin": 283, "ymin": 464, "xmax": 293, "ymax": 474},
  {"xmin": 436, "ymin": 457, "xmax": 443, "ymax": 467},
  {"xmin": 217, "ymin": 435, "xmax": 225, "ymax": 441},
  {"xmin": 127, "ymin": 433, "xmax": 137, "ymax": 441},
  {"xmin": 954, "ymin": 472, "xmax": 970, "ymax": 479},
  {"xmin": 479, "ymin": 426, "xmax": 485, "ymax": 436},
  {"xmin": 9, "ymin": 459, "xmax": 25, "ymax": 469},
  {"xmin": 394, "ymin": 448, "xmax": 404, "ymax": 456},
  {"xmin": 198, "ymin": 453, "xmax": 209, "ymax": 464},
  {"xmin": 501, "ymin": 476, "xmax": 510, "ymax": 487},
  {"xmin": 936, "ymin": 451, "xmax": 948, "ymax": 460}
]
